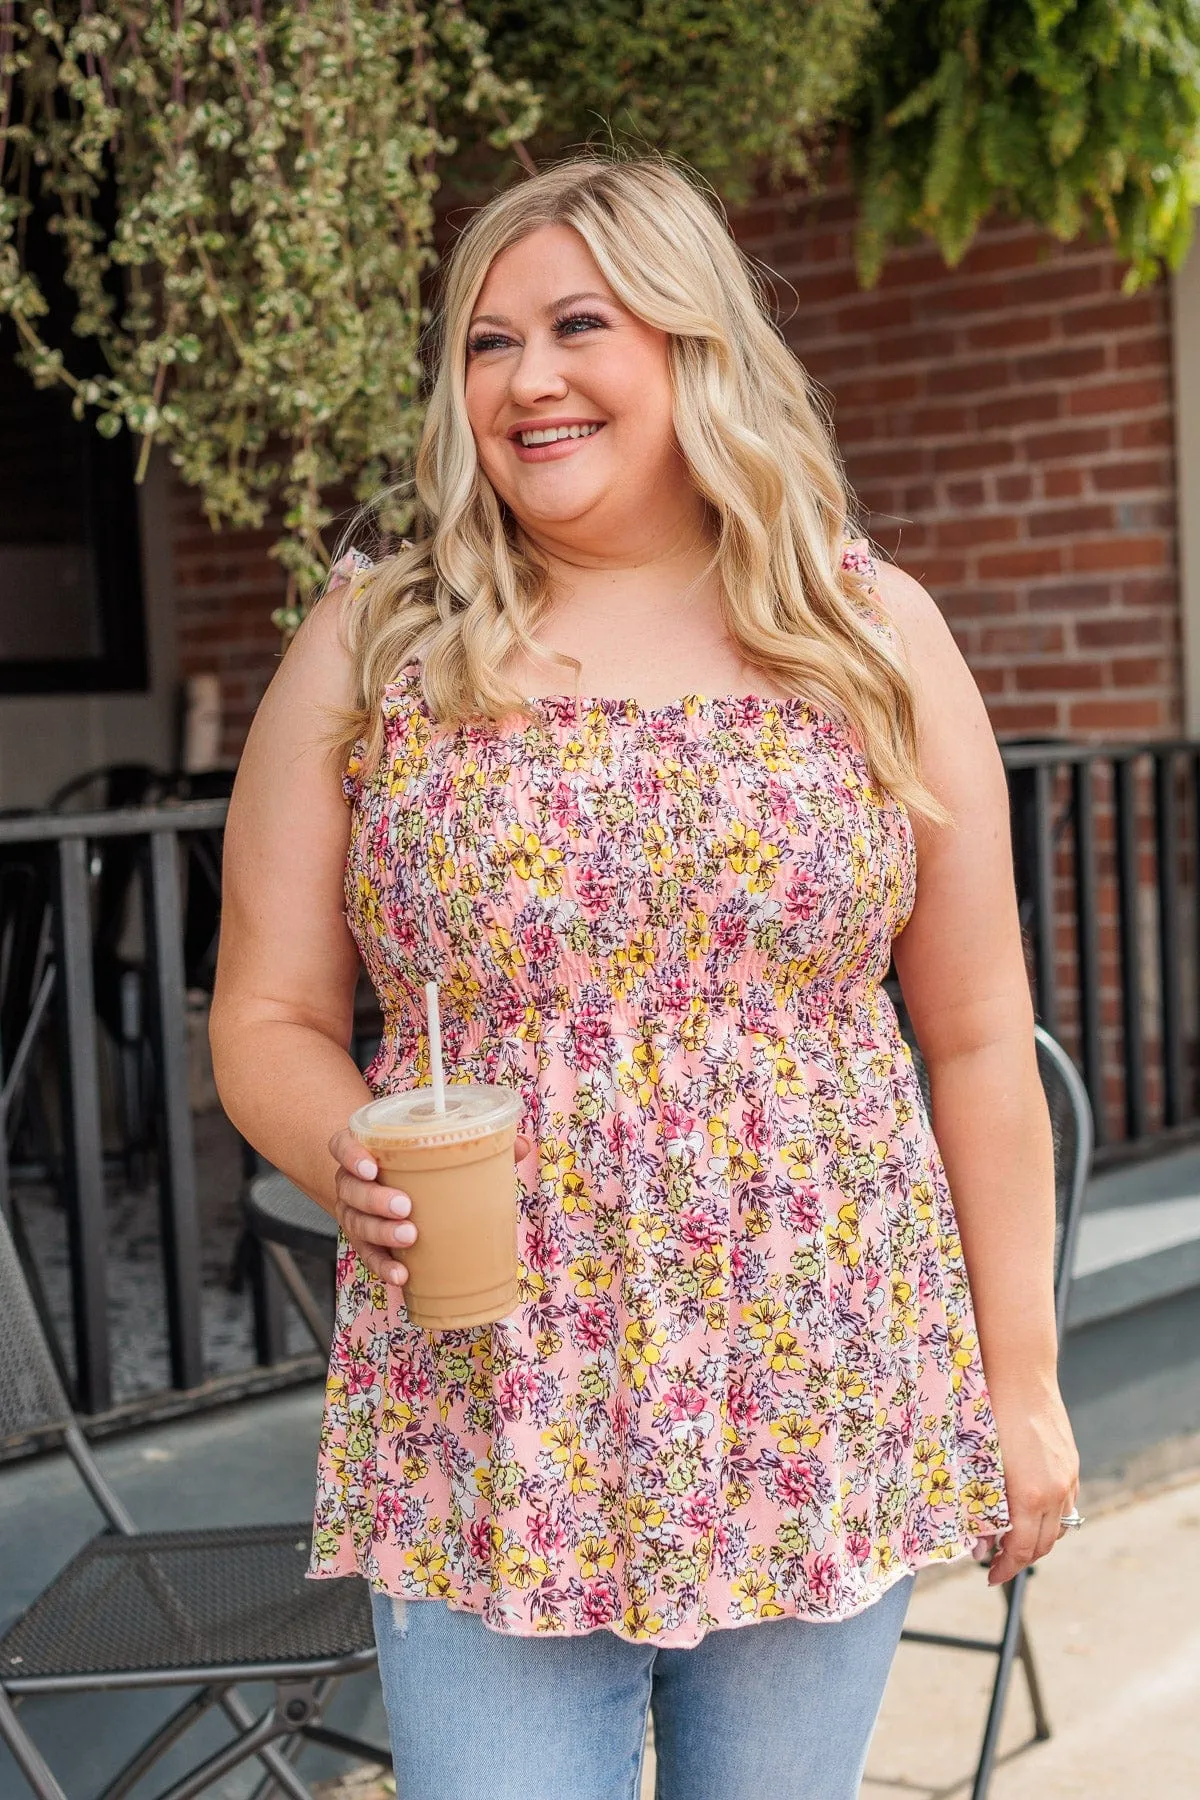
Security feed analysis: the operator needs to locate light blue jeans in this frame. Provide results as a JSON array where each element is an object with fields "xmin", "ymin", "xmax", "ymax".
[{"xmin": 368, "ymin": 1573, "xmax": 914, "ymax": 1799}]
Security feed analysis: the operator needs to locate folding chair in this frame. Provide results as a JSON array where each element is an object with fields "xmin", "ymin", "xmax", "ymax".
[
  {"xmin": 898, "ymin": 1021, "xmax": 1093, "ymax": 1800},
  {"xmin": 0, "ymin": 1205, "xmax": 390, "ymax": 1800}
]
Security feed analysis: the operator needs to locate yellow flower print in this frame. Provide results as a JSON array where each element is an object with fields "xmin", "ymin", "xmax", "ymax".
[
  {"xmin": 487, "ymin": 923, "xmax": 525, "ymax": 977},
  {"xmin": 505, "ymin": 824, "xmax": 565, "ymax": 896},
  {"xmin": 825, "ymin": 1200, "xmax": 862, "ymax": 1267},
  {"xmin": 767, "ymin": 1042, "xmax": 806, "ymax": 1098},
  {"xmin": 913, "ymin": 1434, "xmax": 953, "ymax": 1503},
  {"xmin": 404, "ymin": 1542, "xmax": 447, "ymax": 1589},
  {"xmin": 619, "ymin": 1319, "xmax": 668, "ymax": 1389},
  {"xmin": 683, "ymin": 909, "xmax": 711, "ymax": 962},
  {"xmin": 569, "ymin": 1253, "xmax": 613, "ymax": 1296},
  {"xmin": 540, "ymin": 1139, "xmax": 591, "ymax": 1213},
  {"xmin": 744, "ymin": 1203, "xmax": 772, "ymax": 1238},
  {"xmin": 742, "ymin": 1296, "xmax": 789, "ymax": 1342},
  {"xmin": 625, "ymin": 1492, "xmax": 667, "ymax": 1535},
  {"xmin": 835, "ymin": 1366, "xmax": 866, "ymax": 1402},
  {"xmin": 517, "ymin": 1263, "xmax": 548, "ymax": 1303},
  {"xmin": 946, "ymin": 1322, "xmax": 978, "ymax": 1391},
  {"xmin": 535, "ymin": 1325, "xmax": 564, "ymax": 1357},
  {"xmin": 500, "ymin": 1542, "xmax": 550, "ymax": 1589},
  {"xmin": 629, "ymin": 1206, "xmax": 669, "ymax": 1249},
  {"xmin": 568, "ymin": 1451, "xmax": 598, "ymax": 1496},
  {"xmin": 731, "ymin": 1570, "xmax": 786, "ymax": 1618},
  {"xmin": 768, "ymin": 1330, "xmax": 807, "ymax": 1374},
  {"xmin": 725, "ymin": 820, "xmax": 783, "ymax": 893},
  {"xmin": 622, "ymin": 1602, "xmax": 665, "ymax": 1639},
  {"xmin": 641, "ymin": 822, "xmax": 671, "ymax": 873},
  {"xmin": 693, "ymin": 1244, "xmax": 731, "ymax": 1299},
  {"xmin": 770, "ymin": 1410, "xmax": 822, "ymax": 1454},
  {"xmin": 679, "ymin": 995, "xmax": 709, "ymax": 1051},
  {"xmin": 781, "ymin": 1139, "xmax": 814, "ymax": 1182},
  {"xmin": 617, "ymin": 1037, "xmax": 663, "ymax": 1106},
  {"xmin": 578, "ymin": 1534, "xmax": 616, "ymax": 1577},
  {"xmin": 708, "ymin": 1116, "xmax": 760, "ymax": 1179},
  {"xmin": 541, "ymin": 1419, "xmax": 580, "ymax": 1468},
  {"xmin": 402, "ymin": 1452, "xmax": 429, "ymax": 1482},
  {"xmin": 427, "ymin": 831, "xmax": 455, "ymax": 893},
  {"xmin": 961, "ymin": 1476, "xmax": 1005, "ymax": 1519},
  {"xmin": 380, "ymin": 1396, "xmax": 414, "ymax": 1437}
]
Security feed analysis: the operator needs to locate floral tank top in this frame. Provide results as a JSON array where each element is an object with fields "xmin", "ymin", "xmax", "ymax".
[{"xmin": 307, "ymin": 541, "xmax": 1009, "ymax": 1645}]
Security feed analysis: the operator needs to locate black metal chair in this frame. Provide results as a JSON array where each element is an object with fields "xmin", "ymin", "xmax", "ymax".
[
  {"xmin": 0, "ymin": 1204, "xmax": 390, "ymax": 1800},
  {"xmin": 243, "ymin": 1169, "xmax": 340, "ymax": 1355},
  {"xmin": 897, "ymin": 1020, "xmax": 1093, "ymax": 1800}
]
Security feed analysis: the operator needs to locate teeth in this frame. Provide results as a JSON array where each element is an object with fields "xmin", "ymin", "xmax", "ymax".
[{"xmin": 518, "ymin": 423, "xmax": 602, "ymax": 446}]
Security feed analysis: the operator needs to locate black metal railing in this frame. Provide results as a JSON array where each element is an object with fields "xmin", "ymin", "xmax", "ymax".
[
  {"xmin": 3, "ymin": 740, "xmax": 1198, "ymax": 1429},
  {"xmin": 1003, "ymin": 738, "xmax": 1200, "ymax": 1162}
]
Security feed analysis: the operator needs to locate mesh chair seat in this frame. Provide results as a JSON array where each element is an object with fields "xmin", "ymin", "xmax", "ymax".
[
  {"xmin": 245, "ymin": 1171, "xmax": 340, "ymax": 1259},
  {"xmin": 1, "ymin": 1523, "xmax": 372, "ymax": 1681}
]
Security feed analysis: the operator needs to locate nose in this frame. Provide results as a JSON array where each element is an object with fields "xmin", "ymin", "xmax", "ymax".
[{"xmin": 507, "ymin": 328, "xmax": 570, "ymax": 408}]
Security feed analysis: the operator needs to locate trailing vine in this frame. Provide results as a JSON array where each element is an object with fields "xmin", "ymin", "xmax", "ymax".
[
  {"xmin": 848, "ymin": 1, "xmax": 1200, "ymax": 288},
  {"xmin": 0, "ymin": 0, "xmax": 538, "ymax": 623}
]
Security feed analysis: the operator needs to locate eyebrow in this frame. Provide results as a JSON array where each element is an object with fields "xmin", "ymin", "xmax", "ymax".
[{"xmin": 468, "ymin": 291, "xmax": 616, "ymax": 329}]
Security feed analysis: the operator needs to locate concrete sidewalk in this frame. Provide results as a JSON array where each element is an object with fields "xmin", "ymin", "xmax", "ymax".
[{"xmin": 863, "ymin": 1470, "xmax": 1200, "ymax": 1799}]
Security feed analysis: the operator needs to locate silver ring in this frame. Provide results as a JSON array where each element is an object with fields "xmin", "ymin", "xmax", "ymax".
[{"xmin": 1059, "ymin": 1509, "xmax": 1085, "ymax": 1529}]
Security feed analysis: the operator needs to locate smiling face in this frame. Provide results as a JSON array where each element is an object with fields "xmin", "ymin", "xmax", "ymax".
[{"xmin": 464, "ymin": 223, "xmax": 695, "ymax": 550}]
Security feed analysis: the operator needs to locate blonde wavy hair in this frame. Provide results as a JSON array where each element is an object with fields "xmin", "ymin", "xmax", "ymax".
[{"xmin": 324, "ymin": 155, "xmax": 949, "ymax": 829}]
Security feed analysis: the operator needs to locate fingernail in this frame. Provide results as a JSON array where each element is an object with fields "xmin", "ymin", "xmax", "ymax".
[
  {"xmin": 393, "ymin": 1224, "xmax": 415, "ymax": 1245},
  {"xmin": 389, "ymin": 1265, "xmax": 405, "ymax": 1285},
  {"xmin": 357, "ymin": 1158, "xmax": 377, "ymax": 1179},
  {"xmin": 388, "ymin": 1194, "xmax": 411, "ymax": 1216}
]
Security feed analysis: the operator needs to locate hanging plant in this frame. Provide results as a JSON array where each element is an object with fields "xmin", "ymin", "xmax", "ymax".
[
  {"xmin": 847, "ymin": 0, "xmax": 1200, "ymax": 288},
  {"xmin": 0, "ymin": 0, "xmax": 538, "ymax": 630}
]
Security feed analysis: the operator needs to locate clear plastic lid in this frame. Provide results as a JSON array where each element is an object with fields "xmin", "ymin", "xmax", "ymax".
[{"xmin": 350, "ymin": 1082, "xmax": 522, "ymax": 1148}]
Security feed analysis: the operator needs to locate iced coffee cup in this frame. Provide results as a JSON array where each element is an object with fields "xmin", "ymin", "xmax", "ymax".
[{"xmin": 349, "ymin": 1084, "xmax": 524, "ymax": 1330}]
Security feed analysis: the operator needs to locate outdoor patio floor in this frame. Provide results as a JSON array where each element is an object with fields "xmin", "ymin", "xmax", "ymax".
[{"xmin": 3, "ymin": 1381, "xmax": 1197, "ymax": 1799}]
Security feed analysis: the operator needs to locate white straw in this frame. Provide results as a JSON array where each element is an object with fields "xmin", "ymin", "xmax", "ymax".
[{"xmin": 424, "ymin": 980, "xmax": 446, "ymax": 1113}]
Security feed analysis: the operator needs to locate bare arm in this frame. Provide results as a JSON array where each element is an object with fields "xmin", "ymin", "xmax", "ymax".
[
  {"xmin": 877, "ymin": 559, "xmax": 1079, "ymax": 1583},
  {"xmin": 207, "ymin": 586, "xmax": 417, "ymax": 1285}
]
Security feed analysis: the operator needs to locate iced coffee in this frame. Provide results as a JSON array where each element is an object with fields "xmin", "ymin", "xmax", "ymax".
[{"xmin": 349, "ymin": 1084, "xmax": 523, "ymax": 1330}]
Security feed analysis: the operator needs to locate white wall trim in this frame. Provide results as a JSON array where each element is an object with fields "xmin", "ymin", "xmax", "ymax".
[{"xmin": 1171, "ymin": 220, "xmax": 1200, "ymax": 735}]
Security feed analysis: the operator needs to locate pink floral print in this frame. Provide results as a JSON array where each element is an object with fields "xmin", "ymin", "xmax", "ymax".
[{"xmin": 307, "ymin": 541, "xmax": 1009, "ymax": 1645}]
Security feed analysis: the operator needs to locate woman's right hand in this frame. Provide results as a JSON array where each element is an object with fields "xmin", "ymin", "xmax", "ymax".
[{"xmin": 327, "ymin": 1127, "xmax": 533, "ymax": 1286}]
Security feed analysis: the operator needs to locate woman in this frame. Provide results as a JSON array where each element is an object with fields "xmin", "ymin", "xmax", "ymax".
[{"xmin": 210, "ymin": 157, "xmax": 1080, "ymax": 1799}]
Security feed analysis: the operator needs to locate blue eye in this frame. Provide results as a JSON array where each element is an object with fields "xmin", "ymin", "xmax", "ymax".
[
  {"xmin": 556, "ymin": 312, "xmax": 606, "ymax": 337},
  {"xmin": 467, "ymin": 331, "xmax": 512, "ymax": 355}
]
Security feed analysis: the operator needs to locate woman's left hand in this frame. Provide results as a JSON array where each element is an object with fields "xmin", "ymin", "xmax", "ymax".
[{"xmin": 984, "ymin": 1381, "xmax": 1080, "ymax": 1587}]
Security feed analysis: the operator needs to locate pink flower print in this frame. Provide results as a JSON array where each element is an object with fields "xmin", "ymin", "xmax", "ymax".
[
  {"xmin": 784, "ymin": 870, "xmax": 819, "ymax": 921},
  {"xmin": 391, "ymin": 1353, "xmax": 432, "ymax": 1402},
  {"xmin": 529, "ymin": 1508, "xmax": 569, "ymax": 1559},
  {"xmin": 373, "ymin": 1484, "xmax": 407, "ymax": 1538},
  {"xmin": 712, "ymin": 910, "xmax": 748, "ymax": 959},
  {"xmin": 344, "ymin": 1350, "xmax": 378, "ymax": 1396},
  {"xmin": 681, "ymin": 1492, "xmax": 717, "ymax": 1533},
  {"xmin": 467, "ymin": 1517, "xmax": 497, "ymax": 1565},
  {"xmin": 742, "ymin": 1105, "xmax": 769, "ymax": 1154},
  {"xmin": 656, "ymin": 967, "xmax": 693, "ymax": 1016},
  {"xmin": 678, "ymin": 1205, "xmax": 722, "ymax": 1250},
  {"xmin": 807, "ymin": 1552, "xmax": 842, "ymax": 1607},
  {"xmin": 784, "ymin": 1184, "xmax": 822, "ymax": 1233},
  {"xmin": 609, "ymin": 1113, "xmax": 640, "ymax": 1159},
  {"xmin": 493, "ymin": 987, "xmax": 527, "ymax": 1035},
  {"xmin": 578, "ymin": 1579, "xmax": 619, "ymax": 1629},
  {"xmin": 661, "ymin": 1103, "xmax": 704, "ymax": 1163},
  {"xmin": 548, "ymin": 781, "xmax": 582, "ymax": 831},
  {"xmin": 572, "ymin": 1297, "xmax": 615, "ymax": 1352},
  {"xmin": 845, "ymin": 1529, "xmax": 872, "ymax": 1564},
  {"xmin": 776, "ymin": 1460, "xmax": 815, "ymax": 1509},
  {"xmin": 726, "ymin": 1379, "xmax": 760, "ymax": 1429},
  {"xmin": 522, "ymin": 921, "xmax": 557, "ymax": 964},
  {"xmin": 576, "ymin": 866, "xmax": 614, "ymax": 912},
  {"xmin": 496, "ymin": 1365, "xmax": 539, "ymax": 1421},
  {"xmin": 526, "ymin": 1218, "xmax": 562, "ymax": 1274},
  {"xmin": 567, "ymin": 998, "xmax": 613, "ymax": 1071},
  {"xmin": 662, "ymin": 1382, "xmax": 706, "ymax": 1425}
]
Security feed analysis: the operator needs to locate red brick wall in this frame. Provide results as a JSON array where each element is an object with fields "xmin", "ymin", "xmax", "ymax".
[{"xmin": 736, "ymin": 186, "xmax": 1182, "ymax": 741}]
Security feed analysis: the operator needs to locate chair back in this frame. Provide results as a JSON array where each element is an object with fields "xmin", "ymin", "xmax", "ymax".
[
  {"xmin": 902, "ymin": 1023, "xmax": 1093, "ymax": 1338},
  {"xmin": 0, "ymin": 1202, "xmax": 73, "ymax": 1446}
]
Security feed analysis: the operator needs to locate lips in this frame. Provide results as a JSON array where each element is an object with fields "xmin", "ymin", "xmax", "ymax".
[{"xmin": 507, "ymin": 419, "xmax": 607, "ymax": 463}]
